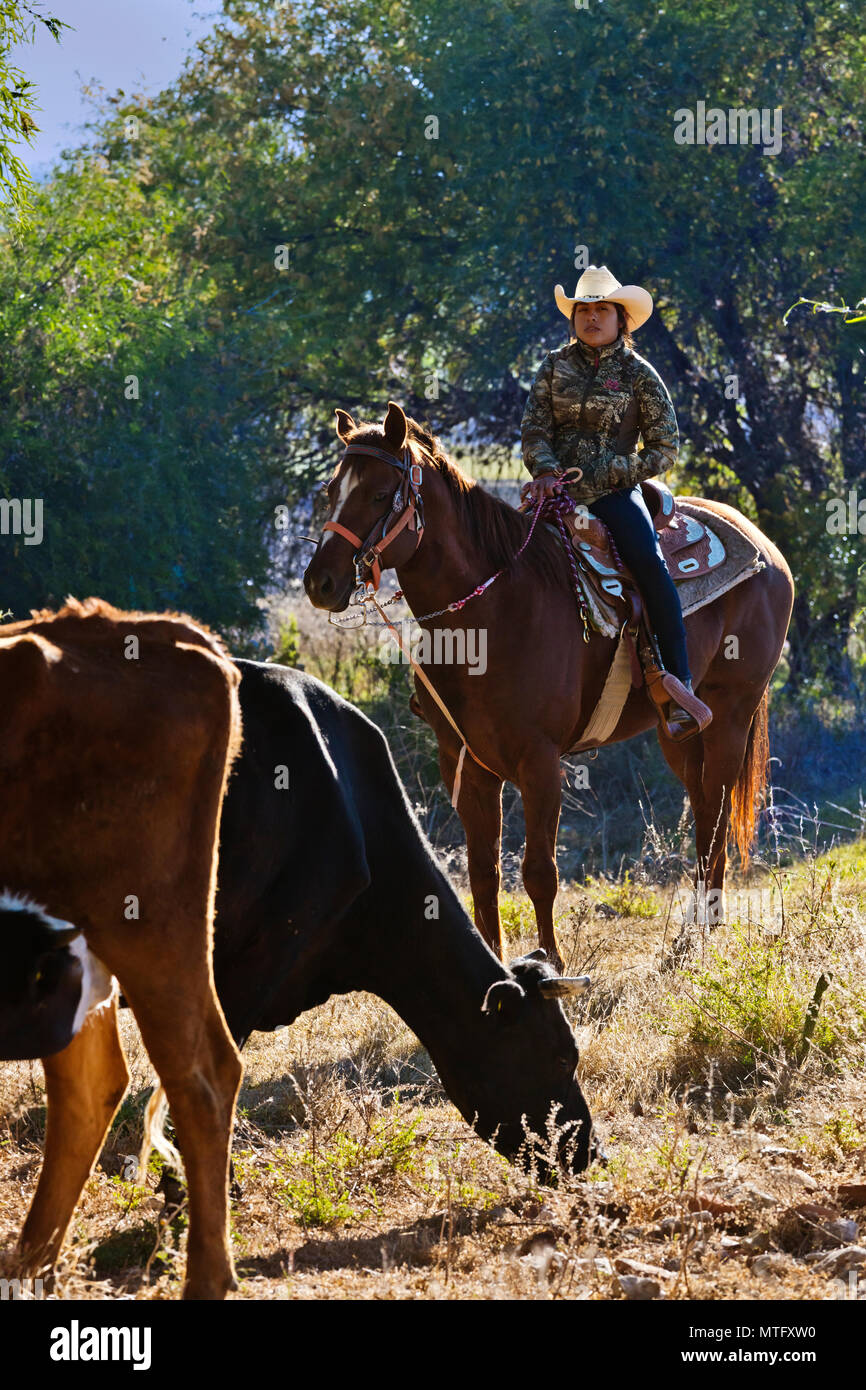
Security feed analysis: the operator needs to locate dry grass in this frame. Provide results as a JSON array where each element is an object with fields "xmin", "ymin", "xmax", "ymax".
[{"xmin": 1, "ymin": 851, "xmax": 864, "ymax": 1301}]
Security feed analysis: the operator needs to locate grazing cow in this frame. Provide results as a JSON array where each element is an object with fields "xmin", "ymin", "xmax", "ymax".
[
  {"xmin": 211, "ymin": 660, "xmax": 597, "ymax": 1172},
  {"xmin": 0, "ymin": 598, "xmax": 242, "ymax": 1300},
  {"xmin": 0, "ymin": 893, "xmax": 114, "ymax": 1060}
]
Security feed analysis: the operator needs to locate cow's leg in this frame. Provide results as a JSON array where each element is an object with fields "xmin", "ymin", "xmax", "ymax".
[
  {"xmin": 445, "ymin": 746, "xmax": 504, "ymax": 959},
  {"xmin": 124, "ymin": 972, "xmax": 242, "ymax": 1301},
  {"xmin": 17, "ymin": 999, "xmax": 128, "ymax": 1279},
  {"xmin": 517, "ymin": 743, "xmax": 564, "ymax": 973}
]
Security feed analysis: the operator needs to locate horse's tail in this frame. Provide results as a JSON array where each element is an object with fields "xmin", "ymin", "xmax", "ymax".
[{"xmin": 729, "ymin": 689, "xmax": 770, "ymax": 870}]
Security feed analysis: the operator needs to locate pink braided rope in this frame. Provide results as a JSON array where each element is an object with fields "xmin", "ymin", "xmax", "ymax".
[
  {"xmin": 417, "ymin": 490, "xmax": 550, "ymax": 619},
  {"xmin": 541, "ymin": 494, "xmax": 593, "ymax": 635}
]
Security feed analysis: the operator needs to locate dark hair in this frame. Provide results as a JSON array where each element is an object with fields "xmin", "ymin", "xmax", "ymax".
[{"xmin": 569, "ymin": 302, "xmax": 634, "ymax": 349}]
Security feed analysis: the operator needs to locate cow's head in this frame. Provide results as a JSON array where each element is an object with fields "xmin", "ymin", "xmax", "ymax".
[
  {"xmin": 0, "ymin": 893, "xmax": 89, "ymax": 1060},
  {"xmin": 476, "ymin": 950, "xmax": 597, "ymax": 1175}
]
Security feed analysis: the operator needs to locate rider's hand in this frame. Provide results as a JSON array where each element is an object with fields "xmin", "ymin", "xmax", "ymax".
[{"xmin": 521, "ymin": 471, "xmax": 562, "ymax": 505}]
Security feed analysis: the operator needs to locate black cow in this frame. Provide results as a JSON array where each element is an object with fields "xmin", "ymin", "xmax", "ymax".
[
  {"xmin": 211, "ymin": 661, "xmax": 596, "ymax": 1172},
  {"xmin": 0, "ymin": 893, "xmax": 110, "ymax": 1060}
]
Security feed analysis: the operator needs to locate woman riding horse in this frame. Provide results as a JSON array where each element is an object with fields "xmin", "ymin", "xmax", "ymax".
[{"xmin": 520, "ymin": 265, "xmax": 713, "ymax": 739}]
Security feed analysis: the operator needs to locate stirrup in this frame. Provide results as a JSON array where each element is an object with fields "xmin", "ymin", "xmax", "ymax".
[{"xmin": 659, "ymin": 676, "xmax": 713, "ymax": 743}]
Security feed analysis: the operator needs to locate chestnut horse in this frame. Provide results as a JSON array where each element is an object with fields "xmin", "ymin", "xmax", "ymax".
[{"xmin": 304, "ymin": 402, "xmax": 795, "ymax": 973}]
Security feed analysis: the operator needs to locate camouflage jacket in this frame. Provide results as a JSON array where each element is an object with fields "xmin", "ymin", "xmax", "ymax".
[{"xmin": 520, "ymin": 333, "xmax": 679, "ymax": 503}]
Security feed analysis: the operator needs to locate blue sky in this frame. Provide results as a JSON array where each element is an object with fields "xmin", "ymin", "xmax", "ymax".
[{"xmin": 11, "ymin": 0, "xmax": 219, "ymax": 179}]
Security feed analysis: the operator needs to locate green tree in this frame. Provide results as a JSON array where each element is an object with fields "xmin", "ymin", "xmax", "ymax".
[
  {"xmin": 0, "ymin": 156, "xmax": 278, "ymax": 635},
  {"xmin": 4, "ymin": 0, "xmax": 864, "ymax": 696},
  {"xmin": 0, "ymin": 1, "xmax": 68, "ymax": 215},
  {"xmin": 135, "ymin": 0, "xmax": 865, "ymax": 691}
]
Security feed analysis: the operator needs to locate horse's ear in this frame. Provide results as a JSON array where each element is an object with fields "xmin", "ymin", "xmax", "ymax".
[
  {"xmin": 383, "ymin": 401, "xmax": 408, "ymax": 450},
  {"xmin": 335, "ymin": 408, "xmax": 356, "ymax": 444}
]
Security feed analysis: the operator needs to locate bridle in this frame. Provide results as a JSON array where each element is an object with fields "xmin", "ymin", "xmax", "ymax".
[{"xmin": 321, "ymin": 441, "xmax": 426, "ymax": 592}]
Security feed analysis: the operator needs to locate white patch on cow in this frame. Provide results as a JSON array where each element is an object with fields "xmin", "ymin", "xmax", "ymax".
[
  {"xmin": 67, "ymin": 938, "xmax": 117, "ymax": 1035},
  {"xmin": 0, "ymin": 889, "xmax": 117, "ymax": 1035},
  {"xmin": 0, "ymin": 890, "xmax": 84, "ymax": 942},
  {"xmin": 0, "ymin": 889, "xmax": 54, "ymax": 916}
]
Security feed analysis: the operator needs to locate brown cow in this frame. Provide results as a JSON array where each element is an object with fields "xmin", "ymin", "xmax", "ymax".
[{"xmin": 0, "ymin": 597, "xmax": 242, "ymax": 1300}]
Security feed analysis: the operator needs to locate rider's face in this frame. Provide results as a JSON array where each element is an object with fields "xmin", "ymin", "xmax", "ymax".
[{"xmin": 571, "ymin": 301, "xmax": 620, "ymax": 346}]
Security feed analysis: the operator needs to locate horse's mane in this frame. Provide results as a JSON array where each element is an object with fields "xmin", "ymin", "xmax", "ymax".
[{"xmin": 340, "ymin": 417, "xmax": 566, "ymax": 588}]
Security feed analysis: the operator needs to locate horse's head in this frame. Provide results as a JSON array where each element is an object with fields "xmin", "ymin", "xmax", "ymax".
[{"xmin": 304, "ymin": 401, "xmax": 425, "ymax": 611}]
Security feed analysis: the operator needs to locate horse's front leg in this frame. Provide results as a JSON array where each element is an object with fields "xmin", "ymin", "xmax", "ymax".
[
  {"xmin": 518, "ymin": 743, "xmax": 565, "ymax": 974},
  {"xmin": 440, "ymin": 745, "xmax": 504, "ymax": 959}
]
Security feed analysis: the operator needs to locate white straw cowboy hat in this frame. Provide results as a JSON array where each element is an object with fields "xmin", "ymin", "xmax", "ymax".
[{"xmin": 554, "ymin": 264, "xmax": 653, "ymax": 331}]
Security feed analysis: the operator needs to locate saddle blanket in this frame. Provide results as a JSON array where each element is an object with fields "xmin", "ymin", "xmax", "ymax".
[{"xmin": 556, "ymin": 496, "xmax": 764, "ymax": 641}]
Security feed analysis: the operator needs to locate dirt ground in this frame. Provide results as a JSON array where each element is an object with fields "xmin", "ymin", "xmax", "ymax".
[{"xmin": 1, "ymin": 851, "xmax": 864, "ymax": 1301}]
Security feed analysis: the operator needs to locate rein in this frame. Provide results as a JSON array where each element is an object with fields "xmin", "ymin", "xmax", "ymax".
[{"xmin": 367, "ymin": 589, "xmax": 501, "ymax": 807}]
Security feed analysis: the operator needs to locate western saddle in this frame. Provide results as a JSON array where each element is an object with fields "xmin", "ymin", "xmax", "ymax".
[{"xmin": 555, "ymin": 478, "xmax": 721, "ymax": 741}]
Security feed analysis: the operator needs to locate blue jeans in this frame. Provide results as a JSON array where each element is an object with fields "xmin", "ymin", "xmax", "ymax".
[{"xmin": 587, "ymin": 486, "xmax": 691, "ymax": 684}]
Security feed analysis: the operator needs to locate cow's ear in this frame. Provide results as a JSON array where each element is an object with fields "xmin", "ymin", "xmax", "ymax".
[
  {"xmin": 382, "ymin": 401, "xmax": 408, "ymax": 450},
  {"xmin": 335, "ymin": 408, "xmax": 356, "ymax": 443},
  {"xmin": 481, "ymin": 978, "xmax": 525, "ymax": 1025}
]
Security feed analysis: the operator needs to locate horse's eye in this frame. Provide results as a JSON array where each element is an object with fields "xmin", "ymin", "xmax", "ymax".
[{"xmin": 373, "ymin": 492, "xmax": 389, "ymax": 503}]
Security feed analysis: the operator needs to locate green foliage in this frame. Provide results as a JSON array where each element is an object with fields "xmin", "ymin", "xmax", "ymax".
[
  {"xmin": 267, "ymin": 1115, "xmax": 425, "ymax": 1228},
  {"xmin": 0, "ymin": 162, "xmax": 276, "ymax": 630},
  {"xmin": 652, "ymin": 1125, "xmax": 709, "ymax": 1194},
  {"xmin": 2, "ymin": 0, "xmax": 864, "ymax": 697},
  {"xmin": 589, "ymin": 871, "xmax": 659, "ymax": 920},
  {"xmin": 107, "ymin": 1176, "xmax": 149, "ymax": 1212},
  {"xmin": 0, "ymin": 2, "xmax": 68, "ymax": 217},
  {"xmin": 466, "ymin": 892, "xmax": 536, "ymax": 940},
  {"xmin": 668, "ymin": 925, "xmax": 847, "ymax": 1076},
  {"xmin": 270, "ymin": 614, "xmax": 302, "ymax": 667},
  {"xmin": 815, "ymin": 1108, "xmax": 866, "ymax": 1158},
  {"xmin": 497, "ymin": 894, "xmax": 538, "ymax": 939},
  {"xmin": 783, "ymin": 295, "xmax": 866, "ymax": 327}
]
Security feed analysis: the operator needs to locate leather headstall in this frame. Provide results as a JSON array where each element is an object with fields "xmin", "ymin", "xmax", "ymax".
[{"xmin": 322, "ymin": 442, "xmax": 426, "ymax": 590}]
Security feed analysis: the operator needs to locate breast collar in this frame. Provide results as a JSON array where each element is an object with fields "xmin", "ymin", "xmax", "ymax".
[{"xmin": 322, "ymin": 442, "xmax": 426, "ymax": 590}]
